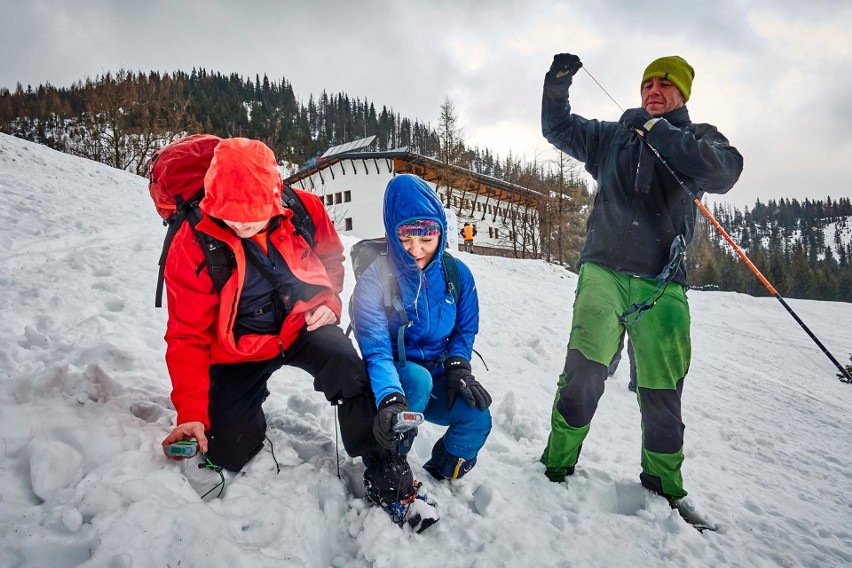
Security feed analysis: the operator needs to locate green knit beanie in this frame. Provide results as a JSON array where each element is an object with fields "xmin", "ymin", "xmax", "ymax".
[{"xmin": 641, "ymin": 56, "xmax": 695, "ymax": 102}]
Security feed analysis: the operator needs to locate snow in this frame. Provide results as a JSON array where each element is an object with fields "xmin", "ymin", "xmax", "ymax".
[{"xmin": 1, "ymin": 132, "xmax": 851, "ymax": 567}]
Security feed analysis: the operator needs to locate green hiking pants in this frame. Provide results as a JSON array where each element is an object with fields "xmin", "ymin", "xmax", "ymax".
[{"xmin": 541, "ymin": 262, "xmax": 691, "ymax": 499}]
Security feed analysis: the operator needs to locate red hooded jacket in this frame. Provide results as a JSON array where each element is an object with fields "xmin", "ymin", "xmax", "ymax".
[{"xmin": 163, "ymin": 139, "xmax": 345, "ymax": 428}]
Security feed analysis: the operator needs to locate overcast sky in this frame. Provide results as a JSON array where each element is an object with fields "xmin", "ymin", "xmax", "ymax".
[{"xmin": 2, "ymin": 0, "xmax": 851, "ymax": 209}]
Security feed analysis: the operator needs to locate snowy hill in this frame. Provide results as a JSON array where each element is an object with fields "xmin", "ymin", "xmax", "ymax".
[{"xmin": 1, "ymin": 132, "xmax": 851, "ymax": 567}]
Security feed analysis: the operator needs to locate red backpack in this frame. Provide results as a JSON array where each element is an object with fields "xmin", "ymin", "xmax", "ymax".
[
  {"xmin": 147, "ymin": 134, "xmax": 316, "ymax": 307},
  {"xmin": 149, "ymin": 134, "xmax": 221, "ymax": 220}
]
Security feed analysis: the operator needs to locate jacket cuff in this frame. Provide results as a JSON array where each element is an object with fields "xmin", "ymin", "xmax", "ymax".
[
  {"xmin": 176, "ymin": 404, "xmax": 210, "ymax": 431},
  {"xmin": 543, "ymin": 79, "xmax": 571, "ymax": 99},
  {"xmin": 378, "ymin": 392, "xmax": 408, "ymax": 410},
  {"xmin": 444, "ymin": 356, "xmax": 471, "ymax": 372}
]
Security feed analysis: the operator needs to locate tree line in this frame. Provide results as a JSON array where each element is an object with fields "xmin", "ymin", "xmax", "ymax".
[
  {"xmin": 687, "ymin": 197, "xmax": 852, "ymax": 302},
  {"xmin": 0, "ymin": 69, "xmax": 591, "ymax": 264},
  {"xmin": 2, "ymin": 70, "xmax": 850, "ymax": 302},
  {"xmin": 0, "ymin": 69, "xmax": 569, "ymax": 184},
  {"xmin": 0, "ymin": 68, "xmax": 443, "ymax": 176}
]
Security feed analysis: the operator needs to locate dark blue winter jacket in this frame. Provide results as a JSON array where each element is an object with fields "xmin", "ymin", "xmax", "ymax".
[
  {"xmin": 352, "ymin": 174, "xmax": 479, "ymax": 405},
  {"xmin": 542, "ymin": 78, "xmax": 744, "ymax": 285}
]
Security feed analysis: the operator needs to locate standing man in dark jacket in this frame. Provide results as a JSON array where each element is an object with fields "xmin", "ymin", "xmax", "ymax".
[{"xmin": 539, "ymin": 54, "xmax": 743, "ymax": 504}]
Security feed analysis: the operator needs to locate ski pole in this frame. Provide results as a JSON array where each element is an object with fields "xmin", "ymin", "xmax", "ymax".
[
  {"xmin": 641, "ymin": 138, "xmax": 852, "ymax": 383},
  {"xmin": 579, "ymin": 65, "xmax": 852, "ymax": 383}
]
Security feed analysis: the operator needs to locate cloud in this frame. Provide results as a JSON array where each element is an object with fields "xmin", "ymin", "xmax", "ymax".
[{"xmin": 1, "ymin": 0, "xmax": 851, "ymax": 207}]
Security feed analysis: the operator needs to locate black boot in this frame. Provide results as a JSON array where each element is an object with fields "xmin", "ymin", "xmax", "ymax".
[{"xmin": 423, "ymin": 437, "xmax": 476, "ymax": 481}]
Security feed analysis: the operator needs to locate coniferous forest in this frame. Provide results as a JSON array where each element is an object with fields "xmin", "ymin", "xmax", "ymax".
[
  {"xmin": 689, "ymin": 198, "xmax": 852, "ymax": 302},
  {"xmin": 1, "ymin": 70, "xmax": 850, "ymax": 303},
  {"xmin": 0, "ymin": 69, "xmax": 509, "ymax": 179}
]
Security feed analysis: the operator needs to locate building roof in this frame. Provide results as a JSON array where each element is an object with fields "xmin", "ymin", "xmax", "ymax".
[{"xmin": 283, "ymin": 147, "xmax": 542, "ymax": 207}]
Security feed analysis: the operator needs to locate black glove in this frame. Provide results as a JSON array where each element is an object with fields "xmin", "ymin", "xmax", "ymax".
[
  {"xmin": 619, "ymin": 107, "xmax": 657, "ymax": 135},
  {"xmin": 444, "ymin": 357, "xmax": 492, "ymax": 410},
  {"xmin": 373, "ymin": 393, "xmax": 408, "ymax": 451},
  {"xmin": 544, "ymin": 53, "xmax": 582, "ymax": 98},
  {"xmin": 547, "ymin": 53, "xmax": 583, "ymax": 80}
]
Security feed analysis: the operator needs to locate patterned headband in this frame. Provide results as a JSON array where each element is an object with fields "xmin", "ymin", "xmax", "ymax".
[{"xmin": 397, "ymin": 219, "xmax": 442, "ymax": 238}]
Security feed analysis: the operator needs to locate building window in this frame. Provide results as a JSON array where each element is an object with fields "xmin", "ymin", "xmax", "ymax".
[
  {"xmin": 344, "ymin": 190, "xmax": 351, "ymax": 202},
  {"xmin": 325, "ymin": 195, "xmax": 334, "ymax": 206},
  {"xmin": 488, "ymin": 227, "xmax": 494, "ymax": 238},
  {"xmin": 335, "ymin": 192, "xmax": 342, "ymax": 204},
  {"xmin": 344, "ymin": 218, "xmax": 353, "ymax": 231}
]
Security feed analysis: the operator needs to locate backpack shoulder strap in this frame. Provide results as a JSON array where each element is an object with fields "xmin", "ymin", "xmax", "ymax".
[
  {"xmin": 156, "ymin": 190, "xmax": 225, "ymax": 307},
  {"xmin": 155, "ymin": 190, "xmax": 233, "ymax": 308},
  {"xmin": 377, "ymin": 254, "xmax": 412, "ymax": 367},
  {"xmin": 155, "ymin": 209, "xmax": 187, "ymax": 308},
  {"xmin": 442, "ymin": 253, "xmax": 461, "ymax": 303},
  {"xmin": 441, "ymin": 253, "xmax": 488, "ymax": 370},
  {"xmin": 186, "ymin": 205, "xmax": 234, "ymax": 295},
  {"xmin": 376, "ymin": 254, "xmax": 397, "ymax": 316},
  {"xmin": 281, "ymin": 185, "xmax": 316, "ymax": 249}
]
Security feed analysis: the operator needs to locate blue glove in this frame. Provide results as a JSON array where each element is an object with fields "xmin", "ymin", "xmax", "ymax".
[
  {"xmin": 444, "ymin": 357, "xmax": 492, "ymax": 410},
  {"xmin": 619, "ymin": 108, "xmax": 659, "ymax": 135}
]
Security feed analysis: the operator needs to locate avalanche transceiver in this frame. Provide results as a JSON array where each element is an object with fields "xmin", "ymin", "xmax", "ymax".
[
  {"xmin": 392, "ymin": 411, "xmax": 425, "ymax": 433},
  {"xmin": 165, "ymin": 440, "xmax": 198, "ymax": 457}
]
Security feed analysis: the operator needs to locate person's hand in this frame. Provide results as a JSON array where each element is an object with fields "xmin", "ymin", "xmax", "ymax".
[
  {"xmin": 162, "ymin": 421, "xmax": 208, "ymax": 459},
  {"xmin": 373, "ymin": 393, "xmax": 408, "ymax": 451},
  {"xmin": 619, "ymin": 108, "xmax": 657, "ymax": 136},
  {"xmin": 546, "ymin": 53, "xmax": 583, "ymax": 82},
  {"xmin": 305, "ymin": 304, "xmax": 337, "ymax": 331},
  {"xmin": 444, "ymin": 357, "xmax": 492, "ymax": 410}
]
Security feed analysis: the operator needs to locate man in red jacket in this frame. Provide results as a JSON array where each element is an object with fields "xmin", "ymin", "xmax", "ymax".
[{"xmin": 160, "ymin": 138, "xmax": 387, "ymax": 493}]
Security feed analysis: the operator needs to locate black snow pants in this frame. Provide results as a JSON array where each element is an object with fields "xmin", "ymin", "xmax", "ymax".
[{"xmin": 205, "ymin": 324, "xmax": 378, "ymax": 472}]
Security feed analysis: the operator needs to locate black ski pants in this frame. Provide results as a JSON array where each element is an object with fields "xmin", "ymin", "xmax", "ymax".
[{"xmin": 205, "ymin": 324, "xmax": 378, "ymax": 472}]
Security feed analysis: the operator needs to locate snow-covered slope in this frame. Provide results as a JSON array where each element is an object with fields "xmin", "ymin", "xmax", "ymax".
[{"xmin": 1, "ymin": 133, "xmax": 851, "ymax": 567}]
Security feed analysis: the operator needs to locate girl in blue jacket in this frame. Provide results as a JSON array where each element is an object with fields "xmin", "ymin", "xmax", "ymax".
[{"xmin": 352, "ymin": 174, "xmax": 492, "ymax": 481}]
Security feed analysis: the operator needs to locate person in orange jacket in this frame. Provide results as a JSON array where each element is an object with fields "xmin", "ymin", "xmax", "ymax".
[
  {"xmin": 160, "ymin": 138, "xmax": 393, "ymax": 497},
  {"xmin": 460, "ymin": 222, "xmax": 477, "ymax": 253}
]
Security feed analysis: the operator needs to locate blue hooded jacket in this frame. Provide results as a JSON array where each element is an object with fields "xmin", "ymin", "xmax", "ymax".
[{"xmin": 352, "ymin": 174, "xmax": 479, "ymax": 405}]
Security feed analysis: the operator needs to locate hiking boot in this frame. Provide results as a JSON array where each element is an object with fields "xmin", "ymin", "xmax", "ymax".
[
  {"xmin": 423, "ymin": 437, "xmax": 477, "ymax": 481},
  {"xmin": 668, "ymin": 496, "xmax": 719, "ymax": 532},
  {"xmin": 544, "ymin": 465, "xmax": 575, "ymax": 483},
  {"xmin": 382, "ymin": 480, "xmax": 439, "ymax": 533},
  {"xmin": 363, "ymin": 451, "xmax": 413, "ymax": 505}
]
